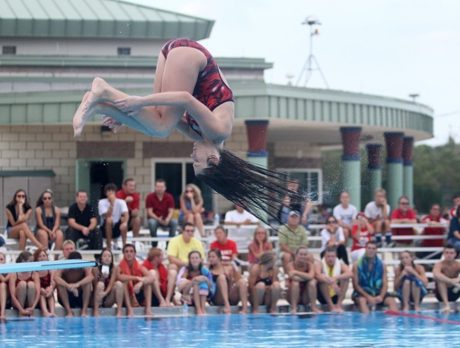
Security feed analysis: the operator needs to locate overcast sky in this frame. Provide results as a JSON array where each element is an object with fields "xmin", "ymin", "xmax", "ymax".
[{"xmin": 132, "ymin": 0, "xmax": 460, "ymax": 146}]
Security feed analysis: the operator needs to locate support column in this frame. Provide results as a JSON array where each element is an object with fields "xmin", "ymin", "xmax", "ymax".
[
  {"xmin": 340, "ymin": 127, "xmax": 362, "ymax": 210},
  {"xmin": 366, "ymin": 144, "xmax": 383, "ymax": 199},
  {"xmin": 245, "ymin": 120, "xmax": 269, "ymax": 168},
  {"xmin": 384, "ymin": 132, "xmax": 404, "ymax": 209},
  {"xmin": 402, "ymin": 136, "xmax": 414, "ymax": 204}
]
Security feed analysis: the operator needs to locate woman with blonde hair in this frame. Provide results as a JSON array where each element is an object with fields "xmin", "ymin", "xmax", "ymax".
[{"xmin": 179, "ymin": 184, "xmax": 205, "ymax": 237}]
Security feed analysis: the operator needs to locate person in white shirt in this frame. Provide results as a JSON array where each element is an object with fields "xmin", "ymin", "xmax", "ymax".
[
  {"xmin": 333, "ymin": 191, "xmax": 357, "ymax": 240},
  {"xmin": 224, "ymin": 205, "xmax": 259, "ymax": 226},
  {"xmin": 320, "ymin": 216, "xmax": 349, "ymax": 265},
  {"xmin": 364, "ymin": 188, "xmax": 392, "ymax": 246},
  {"xmin": 98, "ymin": 183, "xmax": 129, "ymax": 250}
]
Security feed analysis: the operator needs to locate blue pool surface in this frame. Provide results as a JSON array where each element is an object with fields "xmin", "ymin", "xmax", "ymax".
[{"xmin": 2, "ymin": 312, "xmax": 460, "ymax": 347}]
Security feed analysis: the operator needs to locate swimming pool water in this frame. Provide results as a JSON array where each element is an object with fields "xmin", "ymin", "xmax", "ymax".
[{"xmin": 2, "ymin": 312, "xmax": 460, "ymax": 347}]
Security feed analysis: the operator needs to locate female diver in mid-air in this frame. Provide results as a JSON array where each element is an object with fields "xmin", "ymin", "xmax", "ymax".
[{"xmin": 73, "ymin": 38, "xmax": 304, "ymax": 223}]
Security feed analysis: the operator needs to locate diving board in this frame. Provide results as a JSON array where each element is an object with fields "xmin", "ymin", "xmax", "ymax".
[{"xmin": 0, "ymin": 259, "xmax": 96, "ymax": 273}]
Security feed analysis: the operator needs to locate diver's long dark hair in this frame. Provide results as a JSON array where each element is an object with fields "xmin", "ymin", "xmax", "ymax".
[{"xmin": 197, "ymin": 149, "xmax": 307, "ymax": 225}]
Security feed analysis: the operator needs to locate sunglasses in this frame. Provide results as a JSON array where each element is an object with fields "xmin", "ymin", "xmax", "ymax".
[
  {"xmin": 43, "ymin": 196, "xmax": 52, "ymax": 200},
  {"xmin": 16, "ymin": 194, "xmax": 25, "ymax": 198}
]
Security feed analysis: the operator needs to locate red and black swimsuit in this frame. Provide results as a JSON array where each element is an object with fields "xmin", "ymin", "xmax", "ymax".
[{"xmin": 161, "ymin": 38, "xmax": 234, "ymax": 137}]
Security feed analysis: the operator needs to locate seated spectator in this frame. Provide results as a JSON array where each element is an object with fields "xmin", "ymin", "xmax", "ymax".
[
  {"xmin": 33, "ymin": 249, "xmax": 56, "ymax": 317},
  {"xmin": 142, "ymin": 248, "xmax": 169, "ymax": 307},
  {"xmin": 278, "ymin": 210, "xmax": 309, "ymax": 271},
  {"xmin": 0, "ymin": 251, "xmax": 11, "ymax": 320},
  {"xmin": 447, "ymin": 206, "xmax": 460, "ymax": 253},
  {"xmin": 320, "ymin": 216, "xmax": 349, "ymax": 265},
  {"xmin": 61, "ymin": 240, "xmax": 76, "ymax": 259},
  {"xmin": 364, "ymin": 188, "xmax": 392, "ymax": 246},
  {"xmin": 248, "ymin": 251, "xmax": 281, "ymax": 314},
  {"xmin": 421, "ymin": 204, "xmax": 448, "ymax": 247},
  {"xmin": 449, "ymin": 193, "xmax": 460, "ymax": 218},
  {"xmin": 433, "ymin": 245, "xmax": 460, "ymax": 313},
  {"xmin": 277, "ymin": 195, "xmax": 291, "ymax": 225},
  {"xmin": 210, "ymin": 225, "xmax": 238, "ymax": 267},
  {"xmin": 394, "ymin": 251, "xmax": 428, "ymax": 312},
  {"xmin": 179, "ymin": 184, "xmax": 205, "ymax": 237},
  {"xmin": 352, "ymin": 241, "xmax": 398, "ymax": 314},
  {"xmin": 117, "ymin": 244, "xmax": 154, "ymax": 317},
  {"xmin": 333, "ymin": 191, "xmax": 357, "ymax": 240},
  {"xmin": 391, "ymin": 195, "xmax": 417, "ymax": 245},
  {"xmin": 8, "ymin": 251, "xmax": 40, "ymax": 317},
  {"xmin": 224, "ymin": 205, "xmax": 258, "ymax": 226},
  {"xmin": 208, "ymin": 249, "xmax": 231, "ymax": 314},
  {"xmin": 177, "ymin": 250, "xmax": 215, "ymax": 315},
  {"xmin": 248, "ymin": 226, "xmax": 273, "ymax": 268},
  {"xmin": 350, "ymin": 213, "xmax": 374, "ymax": 263},
  {"xmin": 5, "ymin": 189, "xmax": 43, "ymax": 250},
  {"xmin": 35, "ymin": 189, "xmax": 64, "ymax": 253},
  {"xmin": 98, "ymin": 183, "xmax": 129, "ymax": 250},
  {"xmin": 92, "ymin": 248, "xmax": 124, "ymax": 317},
  {"xmin": 146, "ymin": 179, "xmax": 178, "ymax": 247},
  {"xmin": 116, "ymin": 178, "xmax": 141, "ymax": 237},
  {"xmin": 208, "ymin": 249, "xmax": 248, "ymax": 314},
  {"xmin": 55, "ymin": 251, "xmax": 93, "ymax": 317},
  {"xmin": 286, "ymin": 246, "xmax": 319, "ymax": 314},
  {"xmin": 66, "ymin": 191, "xmax": 102, "ymax": 250},
  {"xmin": 166, "ymin": 223, "xmax": 205, "ymax": 306},
  {"xmin": 316, "ymin": 246, "xmax": 352, "ymax": 313}
]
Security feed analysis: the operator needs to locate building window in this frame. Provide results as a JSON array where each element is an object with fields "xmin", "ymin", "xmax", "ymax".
[
  {"xmin": 117, "ymin": 47, "xmax": 131, "ymax": 56},
  {"xmin": 277, "ymin": 168, "xmax": 323, "ymax": 204},
  {"xmin": 2, "ymin": 46, "xmax": 16, "ymax": 55}
]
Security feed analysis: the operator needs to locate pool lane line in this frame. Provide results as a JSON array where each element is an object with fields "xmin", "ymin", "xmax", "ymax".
[{"xmin": 384, "ymin": 310, "xmax": 460, "ymax": 325}]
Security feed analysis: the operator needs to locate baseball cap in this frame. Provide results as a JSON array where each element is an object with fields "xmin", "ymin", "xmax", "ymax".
[{"xmin": 289, "ymin": 210, "xmax": 301, "ymax": 217}]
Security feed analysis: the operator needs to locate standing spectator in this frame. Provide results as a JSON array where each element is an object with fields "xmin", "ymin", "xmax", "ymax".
[
  {"xmin": 142, "ymin": 248, "xmax": 169, "ymax": 307},
  {"xmin": 179, "ymin": 184, "xmax": 205, "ymax": 237},
  {"xmin": 433, "ymin": 245, "xmax": 460, "ymax": 313},
  {"xmin": 5, "ymin": 189, "xmax": 43, "ymax": 250},
  {"xmin": 116, "ymin": 178, "xmax": 141, "ymax": 237},
  {"xmin": 248, "ymin": 226, "xmax": 273, "ymax": 267},
  {"xmin": 391, "ymin": 195, "xmax": 417, "ymax": 245},
  {"xmin": 277, "ymin": 195, "xmax": 291, "ymax": 225},
  {"xmin": 99, "ymin": 183, "xmax": 129, "ymax": 250},
  {"xmin": 0, "ymin": 252, "xmax": 11, "ymax": 320},
  {"xmin": 224, "ymin": 205, "xmax": 258, "ymax": 226},
  {"xmin": 117, "ymin": 244, "xmax": 154, "ymax": 317},
  {"xmin": 394, "ymin": 251, "xmax": 428, "ymax": 312},
  {"xmin": 350, "ymin": 213, "xmax": 374, "ymax": 263},
  {"xmin": 421, "ymin": 204, "xmax": 448, "ymax": 247},
  {"xmin": 146, "ymin": 179, "xmax": 178, "ymax": 247},
  {"xmin": 248, "ymin": 251, "xmax": 281, "ymax": 314},
  {"xmin": 8, "ymin": 251, "xmax": 41, "ymax": 317},
  {"xmin": 286, "ymin": 179, "xmax": 312, "ymax": 226},
  {"xmin": 319, "ymin": 216, "xmax": 349, "ymax": 265},
  {"xmin": 66, "ymin": 191, "xmax": 102, "ymax": 250},
  {"xmin": 316, "ymin": 246, "xmax": 352, "ymax": 313},
  {"xmin": 54, "ymin": 251, "xmax": 93, "ymax": 317},
  {"xmin": 210, "ymin": 225, "xmax": 238, "ymax": 267},
  {"xmin": 33, "ymin": 249, "xmax": 56, "ymax": 317},
  {"xmin": 278, "ymin": 210, "xmax": 308, "ymax": 270},
  {"xmin": 364, "ymin": 188, "xmax": 392, "ymax": 246},
  {"xmin": 166, "ymin": 223, "xmax": 205, "ymax": 306},
  {"xmin": 286, "ymin": 246, "xmax": 319, "ymax": 314},
  {"xmin": 333, "ymin": 191, "xmax": 357, "ymax": 240},
  {"xmin": 449, "ymin": 193, "xmax": 460, "ymax": 218},
  {"xmin": 35, "ymin": 189, "xmax": 64, "ymax": 253},
  {"xmin": 352, "ymin": 241, "xmax": 398, "ymax": 314},
  {"xmin": 92, "ymin": 248, "xmax": 124, "ymax": 317},
  {"xmin": 447, "ymin": 206, "xmax": 460, "ymax": 253}
]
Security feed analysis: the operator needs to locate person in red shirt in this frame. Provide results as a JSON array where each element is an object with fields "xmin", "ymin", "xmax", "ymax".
[
  {"xmin": 142, "ymin": 247, "xmax": 169, "ymax": 307},
  {"xmin": 421, "ymin": 204, "xmax": 448, "ymax": 247},
  {"xmin": 145, "ymin": 179, "xmax": 178, "ymax": 247},
  {"xmin": 350, "ymin": 212, "xmax": 374, "ymax": 263},
  {"xmin": 116, "ymin": 178, "xmax": 141, "ymax": 237},
  {"xmin": 209, "ymin": 226, "xmax": 238, "ymax": 267},
  {"xmin": 391, "ymin": 195, "xmax": 417, "ymax": 245}
]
